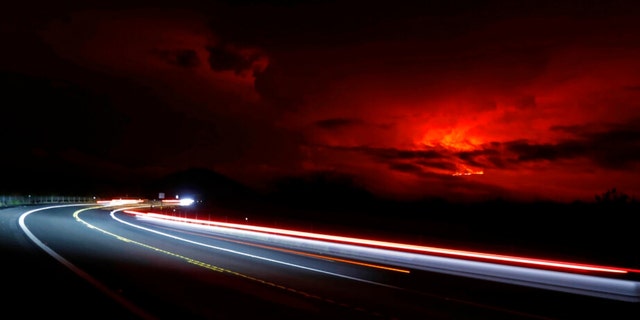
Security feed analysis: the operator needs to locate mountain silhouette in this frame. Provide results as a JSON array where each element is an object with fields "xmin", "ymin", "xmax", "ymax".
[{"xmin": 149, "ymin": 167, "xmax": 258, "ymax": 204}]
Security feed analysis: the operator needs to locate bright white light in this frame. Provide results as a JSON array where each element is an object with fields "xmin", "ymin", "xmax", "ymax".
[
  {"xmin": 179, "ymin": 198, "xmax": 194, "ymax": 206},
  {"xmin": 97, "ymin": 199, "xmax": 144, "ymax": 206},
  {"xmin": 161, "ymin": 198, "xmax": 194, "ymax": 206}
]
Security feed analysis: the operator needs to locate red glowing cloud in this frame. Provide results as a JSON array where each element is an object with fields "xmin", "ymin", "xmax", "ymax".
[
  {"xmin": 3, "ymin": 1, "xmax": 640, "ymax": 202},
  {"xmin": 265, "ymin": 7, "xmax": 640, "ymax": 202}
]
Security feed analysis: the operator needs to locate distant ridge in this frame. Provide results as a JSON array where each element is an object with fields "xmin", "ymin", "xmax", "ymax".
[
  {"xmin": 146, "ymin": 168, "xmax": 387, "ymax": 216},
  {"xmin": 265, "ymin": 170, "xmax": 377, "ymax": 210},
  {"xmin": 151, "ymin": 167, "xmax": 258, "ymax": 203}
]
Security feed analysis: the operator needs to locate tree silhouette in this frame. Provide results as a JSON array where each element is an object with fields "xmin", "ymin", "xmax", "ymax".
[{"xmin": 595, "ymin": 187, "xmax": 631, "ymax": 204}]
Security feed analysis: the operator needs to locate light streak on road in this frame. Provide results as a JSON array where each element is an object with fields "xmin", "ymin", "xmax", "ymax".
[
  {"xmin": 97, "ymin": 199, "xmax": 145, "ymax": 206},
  {"xmin": 124, "ymin": 210, "xmax": 640, "ymax": 302},
  {"xmin": 108, "ymin": 208, "xmax": 403, "ymax": 289},
  {"xmin": 152, "ymin": 225, "xmax": 411, "ymax": 274},
  {"xmin": 126, "ymin": 210, "xmax": 639, "ymax": 275}
]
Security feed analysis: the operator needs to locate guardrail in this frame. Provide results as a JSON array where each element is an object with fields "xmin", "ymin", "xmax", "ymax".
[{"xmin": 0, "ymin": 195, "xmax": 97, "ymax": 207}]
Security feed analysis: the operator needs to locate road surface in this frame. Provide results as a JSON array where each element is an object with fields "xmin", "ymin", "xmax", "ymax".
[{"xmin": 1, "ymin": 203, "xmax": 638, "ymax": 319}]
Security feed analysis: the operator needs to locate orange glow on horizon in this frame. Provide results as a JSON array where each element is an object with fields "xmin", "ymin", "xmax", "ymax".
[
  {"xmin": 452, "ymin": 163, "xmax": 484, "ymax": 177},
  {"xmin": 452, "ymin": 170, "xmax": 484, "ymax": 176},
  {"xmin": 125, "ymin": 210, "xmax": 640, "ymax": 275},
  {"xmin": 416, "ymin": 125, "xmax": 488, "ymax": 176},
  {"xmin": 420, "ymin": 128, "xmax": 483, "ymax": 152},
  {"xmin": 452, "ymin": 169, "xmax": 485, "ymax": 176}
]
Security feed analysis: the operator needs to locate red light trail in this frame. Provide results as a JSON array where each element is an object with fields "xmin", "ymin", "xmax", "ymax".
[{"xmin": 125, "ymin": 210, "xmax": 640, "ymax": 275}]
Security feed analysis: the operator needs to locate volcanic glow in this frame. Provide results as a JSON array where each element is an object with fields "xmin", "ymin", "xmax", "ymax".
[
  {"xmin": 4, "ymin": 2, "xmax": 640, "ymax": 203},
  {"xmin": 421, "ymin": 128, "xmax": 483, "ymax": 152},
  {"xmin": 452, "ymin": 169, "xmax": 485, "ymax": 177}
]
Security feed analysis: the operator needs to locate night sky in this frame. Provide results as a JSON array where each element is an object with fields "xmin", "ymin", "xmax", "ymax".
[{"xmin": 2, "ymin": 0, "xmax": 640, "ymax": 203}]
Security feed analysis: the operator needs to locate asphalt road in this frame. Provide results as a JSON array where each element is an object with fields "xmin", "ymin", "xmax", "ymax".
[{"xmin": 2, "ymin": 204, "xmax": 639, "ymax": 319}]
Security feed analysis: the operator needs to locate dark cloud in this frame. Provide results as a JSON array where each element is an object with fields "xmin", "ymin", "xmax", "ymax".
[
  {"xmin": 455, "ymin": 149, "xmax": 500, "ymax": 168},
  {"xmin": 205, "ymin": 1, "xmax": 490, "ymax": 48},
  {"xmin": 154, "ymin": 49, "xmax": 201, "ymax": 68},
  {"xmin": 548, "ymin": 120, "xmax": 640, "ymax": 169},
  {"xmin": 314, "ymin": 118, "xmax": 364, "ymax": 130},
  {"xmin": 207, "ymin": 45, "xmax": 249, "ymax": 73},
  {"xmin": 457, "ymin": 149, "xmax": 499, "ymax": 161},
  {"xmin": 584, "ymin": 128, "xmax": 640, "ymax": 169},
  {"xmin": 514, "ymin": 95, "xmax": 537, "ymax": 109},
  {"xmin": 206, "ymin": 44, "xmax": 266, "ymax": 75},
  {"xmin": 416, "ymin": 159, "xmax": 458, "ymax": 172},
  {"xmin": 484, "ymin": 155, "xmax": 509, "ymax": 169},
  {"xmin": 318, "ymin": 145, "xmax": 447, "ymax": 161},
  {"xmin": 253, "ymin": 62, "xmax": 303, "ymax": 111},
  {"xmin": 389, "ymin": 160, "xmax": 460, "ymax": 179},
  {"xmin": 388, "ymin": 162, "xmax": 424, "ymax": 174},
  {"xmin": 485, "ymin": 120, "xmax": 640, "ymax": 170},
  {"xmin": 504, "ymin": 140, "xmax": 584, "ymax": 162},
  {"xmin": 363, "ymin": 147, "xmax": 446, "ymax": 161}
]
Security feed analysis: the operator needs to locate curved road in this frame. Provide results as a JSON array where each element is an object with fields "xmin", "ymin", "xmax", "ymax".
[{"xmin": 2, "ymin": 203, "xmax": 639, "ymax": 319}]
